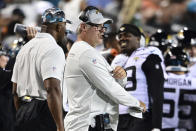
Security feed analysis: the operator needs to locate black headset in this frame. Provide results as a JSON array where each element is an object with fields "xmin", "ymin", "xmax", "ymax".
[{"xmin": 79, "ymin": 6, "xmax": 99, "ymax": 22}]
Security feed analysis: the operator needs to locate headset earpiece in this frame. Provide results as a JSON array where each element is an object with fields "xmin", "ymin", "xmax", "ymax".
[
  {"xmin": 79, "ymin": 6, "xmax": 99, "ymax": 22},
  {"xmin": 79, "ymin": 11, "xmax": 88, "ymax": 22}
]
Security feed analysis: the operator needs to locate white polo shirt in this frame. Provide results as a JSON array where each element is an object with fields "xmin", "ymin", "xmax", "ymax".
[
  {"xmin": 64, "ymin": 41, "xmax": 141, "ymax": 131},
  {"xmin": 11, "ymin": 33, "xmax": 65, "ymax": 100}
]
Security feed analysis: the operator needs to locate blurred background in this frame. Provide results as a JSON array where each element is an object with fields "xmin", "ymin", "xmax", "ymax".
[
  {"xmin": 0, "ymin": 0, "xmax": 196, "ymax": 41},
  {"xmin": 0, "ymin": 0, "xmax": 195, "ymax": 63}
]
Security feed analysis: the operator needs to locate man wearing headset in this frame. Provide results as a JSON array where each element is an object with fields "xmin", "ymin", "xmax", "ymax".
[{"xmin": 64, "ymin": 6, "xmax": 146, "ymax": 131}]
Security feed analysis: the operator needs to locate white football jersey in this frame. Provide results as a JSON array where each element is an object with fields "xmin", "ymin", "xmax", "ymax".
[
  {"xmin": 119, "ymin": 46, "xmax": 165, "ymax": 114},
  {"xmin": 162, "ymin": 72, "xmax": 196, "ymax": 129},
  {"xmin": 111, "ymin": 54, "xmax": 128, "ymax": 69},
  {"xmin": 189, "ymin": 63, "xmax": 196, "ymax": 78},
  {"xmin": 178, "ymin": 74, "xmax": 196, "ymax": 130}
]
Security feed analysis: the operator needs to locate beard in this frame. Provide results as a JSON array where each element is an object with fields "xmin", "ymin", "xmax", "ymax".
[{"xmin": 57, "ymin": 37, "xmax": 68, "ymax": 55}]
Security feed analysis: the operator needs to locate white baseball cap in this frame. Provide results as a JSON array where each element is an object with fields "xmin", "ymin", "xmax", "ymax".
[{"xmin": 79, "ymin": 6, "xmax": 113, "ymax": 25}]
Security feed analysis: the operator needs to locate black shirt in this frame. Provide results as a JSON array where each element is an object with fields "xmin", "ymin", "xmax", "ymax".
[{"xmin": 142, "ymin": 54, "xmax": 164, "ymax": 129}]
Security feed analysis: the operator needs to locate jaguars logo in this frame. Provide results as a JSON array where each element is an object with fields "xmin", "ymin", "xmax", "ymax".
[
  {"xmin": 96, "ymin": 10, "xmax": 100, "ymax": 14},
  {"xmin": 120, "ymin": 27, "xmax": 125, "ymax": 31},
  {"xmin": 134, "ymin": 57, "xmax": 139, "ymax": 61}
]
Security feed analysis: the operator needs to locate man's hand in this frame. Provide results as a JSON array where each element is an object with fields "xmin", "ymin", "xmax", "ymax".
[
  {"xmin": 112, "ymin": 66, "xmax": 126, "ymax": 79},
  {"xmin": 139, "ymin": 100, "xmax": 146, "ymax": 113},
  {"xmin": 0, "ymin": 55, "xmax": 9, "ymax": 69},
  {"xmin": 57, "ymin": 127, "xmax": 64, "ymax": 131},
  {"xmin": 26, "ymin": 26, "xmax": 37, "ymax": 40}
]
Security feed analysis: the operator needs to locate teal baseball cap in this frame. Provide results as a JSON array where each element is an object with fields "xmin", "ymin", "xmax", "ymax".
[{"xmin": 42, "ymin": 8, "xmax": 72, "ymax": 24}]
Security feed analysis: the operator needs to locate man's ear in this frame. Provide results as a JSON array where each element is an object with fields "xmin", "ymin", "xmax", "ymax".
[
  {"xmin": 80, "ymin": 23, "xmax": 87, "ymax": 32},
  {"xmin": 56, "ymin": 24, "xmax": 62, "ymax": 32},
  {"xmin": 137, "ymin": 37, "xmax": 140, "ymax": 43},
  {"xmin": 41, "ymin": 25, "xmax": 48, "ymax": 32}
]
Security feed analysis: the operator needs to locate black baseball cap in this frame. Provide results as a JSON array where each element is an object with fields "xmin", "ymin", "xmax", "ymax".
[{"xmin": 117, "ymin": 24, "xmax": 141, "ymax": 38}]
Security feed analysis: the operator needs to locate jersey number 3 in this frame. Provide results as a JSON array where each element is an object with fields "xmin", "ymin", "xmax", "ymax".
[{"xmin": 125, "ymin": 66, "xmax": 137, "ymax": 91}]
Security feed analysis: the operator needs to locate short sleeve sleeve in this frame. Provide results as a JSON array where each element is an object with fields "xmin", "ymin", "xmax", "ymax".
[{"xmin": 41, "ymin": 48, "xmax": 65, "ymax": 81}]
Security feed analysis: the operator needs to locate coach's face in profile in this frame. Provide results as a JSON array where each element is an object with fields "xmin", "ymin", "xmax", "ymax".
[
  {"xmin": 86, "ymin": 24, "xmax": 105, "ymax": 47},
  {"xmin": 79, "ymin": 23, "xmax": 105, "ymax": 47}
]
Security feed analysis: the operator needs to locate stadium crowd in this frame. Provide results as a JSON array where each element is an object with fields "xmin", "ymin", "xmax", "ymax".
[{"xmin": 0, "ymin": 0, "xmax": 196, "ymax": 131}]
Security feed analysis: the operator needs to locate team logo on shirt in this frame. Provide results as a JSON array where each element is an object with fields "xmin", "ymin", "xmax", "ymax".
[
  {"xmin": 150, "ymin": 50, "xmax": 155, "ymax": 53},
  {"xmin": 134, "ymin": 57, "xmax": 139, "ymax": 61},
  {"xmin": 120, "ymin": 27, "xmax": 125, "ymax": 31},
  {"xmin": 96, "ymin": 10, "xmax": 100, "ymax": 14},
  {"xmin": 52, "ymin": 66, "xmax": 56, "ymax": 71},
  {"xmin": 92, "ymin": 58, "xmax": 97, "ymax": 64}
]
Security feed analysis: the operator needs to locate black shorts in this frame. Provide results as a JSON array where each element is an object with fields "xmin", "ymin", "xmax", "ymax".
[
  {"xmin": 15, "ymin": 99, "xmax": 56, "ymax": 131},
  {"xmin": 117, "ymin": 112, "xmax": 152, "ymax": 131},
  {"xmin": 161, "ymin": 128, "xmax": 175, "ymax": 131}
]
